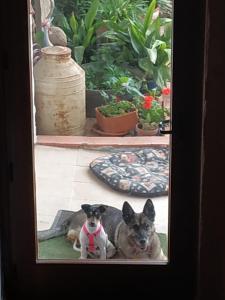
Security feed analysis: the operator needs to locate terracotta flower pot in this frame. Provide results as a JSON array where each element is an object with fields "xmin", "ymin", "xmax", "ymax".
[
  {"xmin": 95, "ymin": 107, "xmax": 138, "ymax": 135},
  {"xmin": 135, "ymin": 123, "xmax": 159, "ymax": 136}
]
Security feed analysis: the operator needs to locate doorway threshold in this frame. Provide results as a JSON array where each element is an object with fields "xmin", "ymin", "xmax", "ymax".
[{"xmin": 36, "ymin": 135, "xmax": 169, "ymax": 149}]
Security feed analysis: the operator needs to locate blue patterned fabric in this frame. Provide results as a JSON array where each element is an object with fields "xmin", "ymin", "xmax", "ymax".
[{"xmin": 89, "ymin": 147, "xmax": 169, "ymax": 197}]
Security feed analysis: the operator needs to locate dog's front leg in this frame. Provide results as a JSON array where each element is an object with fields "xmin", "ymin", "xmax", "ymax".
[
  {"xmin": 79, "ymin": 232, "xmax": 88, "ymax": 259},
  {"xmin": 106, "ymin": 240, "xmax": 116, "ymax": 258},
  {"xmin": 80, "ymin": 246, "xmax": 88, "ymax": 259},
  {"xmin": 99, "ymin": 245, "xmax": 107, "ymax": 260}
]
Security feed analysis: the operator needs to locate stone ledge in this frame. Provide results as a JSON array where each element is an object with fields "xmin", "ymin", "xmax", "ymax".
[{"xmin": 36, "ymin": 135, "xmax": 170, "ymax": 148}]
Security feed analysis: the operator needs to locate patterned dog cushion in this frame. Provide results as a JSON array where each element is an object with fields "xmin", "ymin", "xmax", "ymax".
[{"xmin": 89, "ymin": 147, "xmax": 169, "ymax": 197}]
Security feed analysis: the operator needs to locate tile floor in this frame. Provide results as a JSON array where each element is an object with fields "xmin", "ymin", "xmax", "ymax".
[{"xmin": 35, "ymin": 145, "xmax": 169, "ymax": 234}]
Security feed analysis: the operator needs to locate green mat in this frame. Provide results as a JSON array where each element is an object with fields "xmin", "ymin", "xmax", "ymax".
[{"xmin": 38, "ymin": 233, "xmax": 167, "ymax": 259}]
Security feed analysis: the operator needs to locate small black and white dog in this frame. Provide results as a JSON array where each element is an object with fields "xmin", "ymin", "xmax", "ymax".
[{"xmin": 72, "ymin": 204, "xmax": 116, "ymax": 259}]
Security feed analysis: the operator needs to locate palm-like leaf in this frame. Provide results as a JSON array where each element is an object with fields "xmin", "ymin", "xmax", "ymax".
[
  {"xmin": 82, "ymin": 27, "xmax": 94, "ymax": 48},
  {"xmin": 128, "ymin": 25, "xmax": 145, "ymax": 54},
  {"xmin": 69, "ymin": 12, "xmax": 78, "ymax": 34},
  {"xmin": 74, "ymin": 46, "xmax": 85, "ymax": 65},
  {"xmin": 143, "ymin": 0, "xmax": 156, "ymax": 35},
  {"xmin": 84, "ymin": 0, "xmax": 100, "ymax": 30}
]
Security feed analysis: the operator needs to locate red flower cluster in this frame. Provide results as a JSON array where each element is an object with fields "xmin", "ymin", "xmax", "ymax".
[
  {"xmin": 162, "ymin": 87, "xmax": 171, "ymax": 96},
  {"xmin": 143, "ymin": 95, "xmax": 154, "ymax": 110}
]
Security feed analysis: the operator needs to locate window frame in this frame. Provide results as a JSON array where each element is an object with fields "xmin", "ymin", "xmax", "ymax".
[{"xmin": 0, "ymin": 0, "xmax": 206, "ymax": 298}]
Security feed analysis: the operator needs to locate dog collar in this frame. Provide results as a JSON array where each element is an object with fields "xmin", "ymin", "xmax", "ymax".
[{"xmin": 82, "ymin": 224, "xmax": 102, "ymax": 253}]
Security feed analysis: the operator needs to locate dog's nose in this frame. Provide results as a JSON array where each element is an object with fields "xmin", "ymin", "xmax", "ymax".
[
  {"xmin": 90, "ymin": 222, "xmax": 95, "ymax": 227},
  {"xmin": 140, "ymin": 239, "xmax": 146, "ymax": 246}
]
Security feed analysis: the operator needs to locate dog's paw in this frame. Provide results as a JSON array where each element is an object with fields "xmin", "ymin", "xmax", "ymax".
[{"xmin": 99, "ymin": 255, "xmax": 107, "ymax": 260}]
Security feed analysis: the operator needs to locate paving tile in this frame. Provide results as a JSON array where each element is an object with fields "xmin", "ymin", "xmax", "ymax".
[
  {"xmin": 35, "ymin": 162, "xmax": 75, "ymax": 180},
  {"xmin": 35, "ymin": 193, "xmax": 72, "ymax": 212},
  {"xmin": 35, "ymin": 145, "xmax": 78, "ymax": 165},
  {"xmin": 73, "ymin": 166, "xmax": 97, "ymax": 183},
  {"xmin": 75, "ymin": 149, "xmax": 109, "ymax": 167},
  {"xmin": 70, "ymin": 180, "xmax": 116, "ymax": 203},
  {"xmin": 35, "ymin": 177, "xmax": 74, "ymax": 199},
  {"xmin": 36, "ymin": 213, "xmax": 56, "ymax": 231}
]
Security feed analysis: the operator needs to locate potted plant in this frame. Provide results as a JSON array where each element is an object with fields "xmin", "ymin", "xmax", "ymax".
[
  {"xmin": 83, "ymin": 62, "xmax": 142, "ymax": 117},
  {"xmin": 94, "ymin": 97, "xmax": 138, "ymax": 136},
  {"xmin": 135, "ymin": 93, "xmax": 169, "ymax": 136},
  {"xmin": 93, "ymin": 72, "xmax": 143, "ymax": 135}
]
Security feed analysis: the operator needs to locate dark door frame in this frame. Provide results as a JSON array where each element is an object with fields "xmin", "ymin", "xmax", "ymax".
[{"xmin": 1, "ymin": 0, "xmax": 216, "ymax": 299}]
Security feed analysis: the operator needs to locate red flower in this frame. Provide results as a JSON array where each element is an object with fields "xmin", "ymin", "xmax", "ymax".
[
  {"xmin": 143, "ymin": 95, "xmax": 153, "ymax": 109},
  {"xmin": 162, "ymin": 87, "xmax": 171, "ymax": 96}
]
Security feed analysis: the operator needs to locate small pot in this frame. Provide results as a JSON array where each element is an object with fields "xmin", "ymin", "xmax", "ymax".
[{"xmin": 135, "ymin": 123, "xmax": 159, "ymax": 136}]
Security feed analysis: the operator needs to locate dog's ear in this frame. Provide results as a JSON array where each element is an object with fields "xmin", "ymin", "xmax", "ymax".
[
  {"xmin": 98, "ymin": 205, "xmax": 106, "ymax": 214},
  {"xmin": 122, "ymin": 201, "xmax": 135, "ymax": 225},
  {"xmin": 81, "ymin": 204, "xmax": 91, "ymax": 214},
  {"xmin": 143, "ymin": 199, "xmax": 155, "ymax": 222}
]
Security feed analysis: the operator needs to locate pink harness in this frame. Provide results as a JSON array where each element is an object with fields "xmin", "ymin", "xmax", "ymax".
[{"xmin": 82, "ymin": 224, "xmax": 102, "ymax": 252}]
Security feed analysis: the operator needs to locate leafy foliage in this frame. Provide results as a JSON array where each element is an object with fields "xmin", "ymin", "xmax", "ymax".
[
  {"xmin": 84, "ymin": 63, "xmax": 142, "ymax": 94},
  {"xmin": 136, "ymin": 96, "xmax": 169, "ymax": 130},
  {"xmin": 54, "ymin": 0, "xmax": 92, "ymax": 19},
  {"xmin": 98, "ymin": 0, "xmax": 148, "ymax": 23},
  {"xmin": 103, "ymin": 0, "xmax": 172, "ymax": 88},
  {"xmin": 53, "ymin": 0, "xmax": 100, "ymax": 64},
  {"xmin": 53, "ymin": 0, "xmax": 172, "ymax": 92},
  {"xmin": 98, "ymin": 100, "xmax": 136, "ymax": 117}
]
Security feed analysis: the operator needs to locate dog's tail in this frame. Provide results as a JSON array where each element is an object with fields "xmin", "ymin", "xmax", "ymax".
[
  {"xmin": 73, "ymin": 238, "xmax": 81, "ymax": 252},
  {"xmin": 67, "ymin": 229, "xmax": 81, "ymax": 252}
]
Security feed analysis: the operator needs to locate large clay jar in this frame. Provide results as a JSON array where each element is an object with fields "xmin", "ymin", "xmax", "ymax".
[{"xmin": 34, "ymin": 46, "xmax": 85, "ymax": 135}]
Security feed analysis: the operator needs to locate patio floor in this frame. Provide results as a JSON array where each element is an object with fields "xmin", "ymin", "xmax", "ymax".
[{"xmin": 35, "ymin": 144, "xmax": 169, "ymax": 235}]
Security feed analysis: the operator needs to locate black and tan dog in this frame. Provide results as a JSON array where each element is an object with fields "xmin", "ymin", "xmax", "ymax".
[
  {"xmin": 72, "ymin": 204, "xmax": 116, "ymax": 259},
  {"xmin": 67, "ymin": 199, "xmax": 166, "ymax": 260},
  {"xmin": 113, "ymin": 199, "xmax": 166, "ymax": 260}
]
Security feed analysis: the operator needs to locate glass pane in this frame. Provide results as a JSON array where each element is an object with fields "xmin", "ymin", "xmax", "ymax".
[{"xmin": 30, "ymin": 0, "xmax": 172, "ymax": 263}]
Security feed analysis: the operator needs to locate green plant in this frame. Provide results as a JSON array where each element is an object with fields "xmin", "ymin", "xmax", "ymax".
[
  {"xmin": 84, "ymin": 63, "xmax": 142, "ymax": 97},
  {"xmin": 104, "ymin": 0, "xmax": 172, "ymax": 88},
  {"xmin": 53, "ymin": 0, "xmax": 100, "ymax": 64},
  {"xmin": 99, "ymin": 69, "xmax": 143, "ymax": 108},
  {"xmin": 84, "ymin": 45, "xmax": 127, "ymax": 90},
  {"xmin": 98, "ymin": 100, "xmax": 136, "ymax": 117},
  {"xmin": 137, "ymin": 94, "xmax": 169, "ymax": 130},
  {"xmin": 103, "ymin": 67, "xmax": 142, "ymax": 94},
  {"xmin": 97, "ymin": 0, "xmax": 148, "ymax": 23},
  {"xmin": 89, "ymin": 43, "xmax": 124, "ymax": 66},
  {"xmin": 54, "ymin": 0, "xmax": 92, "ymax": 20}
]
